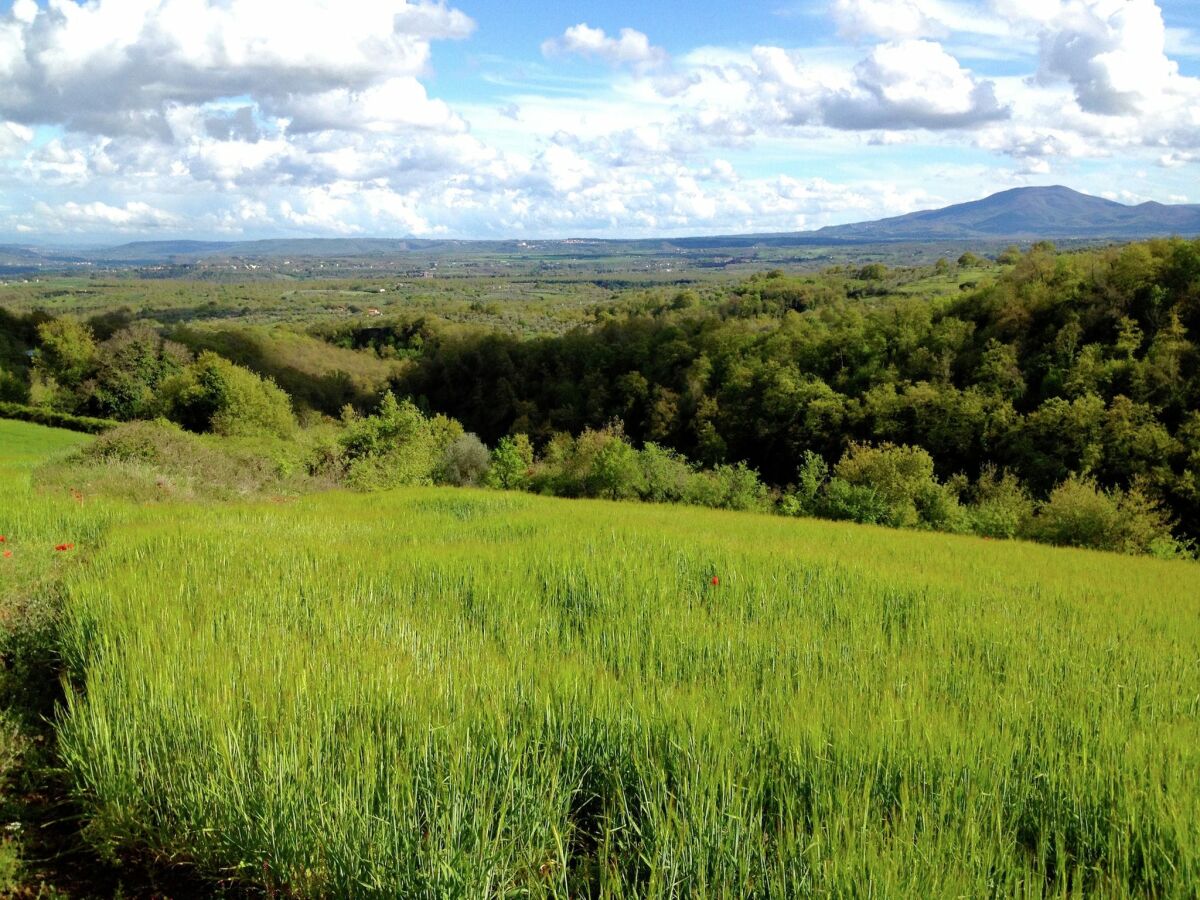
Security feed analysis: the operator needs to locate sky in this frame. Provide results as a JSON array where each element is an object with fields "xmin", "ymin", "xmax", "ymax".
[{"xmin": 0, "ymin": 0, "xmax": 1198, "ymax": 242}]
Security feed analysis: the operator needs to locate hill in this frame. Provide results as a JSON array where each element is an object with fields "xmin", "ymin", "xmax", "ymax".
[
  {"xmin": 0, "ymin": 418, "xmax": 1195, "ymax": 894},
  {"xmin": 814, "ymin": 185, "xmax": 1200, "ymax": 241}
]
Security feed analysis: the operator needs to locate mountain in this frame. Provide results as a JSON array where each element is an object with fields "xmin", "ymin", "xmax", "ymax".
[{"xmin": 813, "ymin": 186, "xmax": 1200, "ymax": 241}]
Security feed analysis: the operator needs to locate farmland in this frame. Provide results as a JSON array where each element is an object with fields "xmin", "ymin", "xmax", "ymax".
[{"xmin": 0, "ymin": 421, "xmax": 1195, "ymax": 895}]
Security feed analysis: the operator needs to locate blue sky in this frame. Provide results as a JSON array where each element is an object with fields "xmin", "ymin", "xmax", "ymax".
[{"xmin": 0, "ymin": 0, "xmax": 1198, "ymax": 241}]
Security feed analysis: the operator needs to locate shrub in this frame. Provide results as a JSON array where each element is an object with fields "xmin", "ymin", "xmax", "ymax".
[
  {"xmin": 781, "ymin": 451, "xmax": 829, "ymax": 517},
  {"xmin": 0, "ymin": 401, "xmax": 117, "ymax": 435},
  {"xmin": 338, "ymin": 392, "xmax": 441, "ymax": 490},
  {"xmin": 1025, "ymin": 475, "xmax": 1181, "ymax": 554},
  {"xmin": 968, "ymin": 467, "xmax": 1034, "ymax": 539},
  {"xmin": 1025, "ymin": 475, "xmax": 1126, "ymax": 551},
  {"xmin": 711, "ymin": 462, "xmax": 771, "ymax": 512},
  {"xmin": 436, "ymin": 433, "xmax": 491, "ymax": 486},
  {"xmin": 160, "ymin": 352, "xmax": 296, "ymax": 438},
  {"xmin": 0, "ymin": 367, "xmax": 30, "ymax": 404},
  {"xmin": 531, "ymin": 426, "xmax": 645, "ymax": 500},
  {"xmin": 638, "ymin": 442, "xmax": 694, "ymax": 504},
  {"xmin": 588, "ymin": 434, "xmax": 644, "ymax": 500},
  {"xmin": 833, "ymin": 442, "xmax": 963, "ymax": 530},
  {"xmin": 47, "ymin": 420, "xmax": 321, "ymax": 501},
  {"xmin": 818, "ymin": 478, "xmax": 891, "ymax": 525},
  {"xmin": 485, "ymin": 435, "xmax": 534, "ymax": 490}
]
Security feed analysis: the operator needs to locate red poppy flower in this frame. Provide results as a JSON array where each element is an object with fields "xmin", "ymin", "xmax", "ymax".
[
  {"xmin": 710, "ymin": 575, "xmax": 719, "ymax": 586},
  {"xmin": 2, "ymin": 551, "xmax": 11, "ymax": 559},
  {"xmin": 54, "ymin": 543, "xmax": 75, "ymax": 552},
  {"xmin": 0, "ymin": 535, "xmax": 6, "ymax": 543}
]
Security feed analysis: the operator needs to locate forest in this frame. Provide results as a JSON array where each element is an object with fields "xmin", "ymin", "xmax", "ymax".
[{"xmin": 2, "ymin": 238, "xmax": 1198, "ymax": 556}]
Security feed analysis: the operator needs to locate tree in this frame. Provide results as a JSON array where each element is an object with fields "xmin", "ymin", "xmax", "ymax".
[
  {"xmin": 35, "ymin": 318, "xmax": 97, "ymax": 389},
  {"xmin": 160, "ymin": 351, "xmax": 295, "ymax": 438},
  {"xmin": 486, "ymin": 435, "xmax": 534, "ymax": 490},
  {"xmin": 589, "ymin": 432, "xmax": 644, "ymax": 500},
  {"xmin": 338, "ymin": 392, "xmax": 441, "ymax": 489},
  {"xmin": 437, "ymin": 433, "xmax": 490, "ymax": 486}
]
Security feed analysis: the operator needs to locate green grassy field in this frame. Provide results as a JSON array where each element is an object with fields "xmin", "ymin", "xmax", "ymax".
[{"xmin": 4, "ymin": 434, "xmax": 1184, "ymax": 897}]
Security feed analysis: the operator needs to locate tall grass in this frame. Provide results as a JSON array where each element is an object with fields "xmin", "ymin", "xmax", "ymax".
[{"xmin": 50, "ymin": 487, "xmax": 1200, "ymax": 896}]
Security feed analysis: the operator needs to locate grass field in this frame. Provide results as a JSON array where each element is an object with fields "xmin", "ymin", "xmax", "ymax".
[{"xmin": 16, "ymin": 454, "xmax": 1192, "ymax": 896}]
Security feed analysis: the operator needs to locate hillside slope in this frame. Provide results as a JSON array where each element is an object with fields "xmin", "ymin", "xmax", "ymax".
[{"xmin": 815, "ymin": 185, "xmax": 1200, "ymax": 240}]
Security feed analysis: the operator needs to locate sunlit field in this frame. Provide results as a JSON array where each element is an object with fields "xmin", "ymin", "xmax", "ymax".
[{"xmin": 43, "ymin": 476, "xmax": 1200, "ymax": 896}]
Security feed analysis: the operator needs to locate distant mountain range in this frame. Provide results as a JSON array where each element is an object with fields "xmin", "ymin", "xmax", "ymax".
[{"xmin": 2, "ymin": 187, "xmax": 1198, "ymax": 269}]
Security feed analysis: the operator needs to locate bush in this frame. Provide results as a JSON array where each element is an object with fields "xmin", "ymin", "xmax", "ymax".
[
  {"xmin": 1025, "ymin": 475, "xmax": 1182, "ymax": 555},
  {"xmin": 832, "ymin": 443, "xmax": 964, "ymax": 530},
  {"xmin": 531, "ymin": 426, "xmax": 645, "ymax": 500},
  {"xmin": 0, "ymin": 367, "xmax": 30, "ymax": 404},
  {"xmin": 638, "ymin": 442, "xmax": 694, "ymax": 504},
  {"xmin": 436, "ymin": 433, "xmax": 490, "ymax": 486},
  {"xmin": 338, "ymin": 393, "xmax": 442, "ymax": 490},
  {"xmin": 1025, "ymin": 476, "xmax": 1125, "ymax": 551},
  {"xmin": 160, "ymin": 352, "xmax": 296, "ymax": 438},
  {"xmin": 45, "ymin": 420, "xmax": 323, "ymax": 501},
  {"xmin": 781, "ymin": 451, "xmax": 829, "ymax": 517},
  {"xmin": 0, "ymin": 401, "xmax": 117, "ymax": 434},
  {"xmin": 485, "ymin": 435, "xmax": 534, "ymax": 490},
  {"xmin": 968, "ymin": 467, "xmax": 1034, "ymax": 539},
  {"xmin": 818, "ymin": 478, "xmax": 891, "ymax": 524}
]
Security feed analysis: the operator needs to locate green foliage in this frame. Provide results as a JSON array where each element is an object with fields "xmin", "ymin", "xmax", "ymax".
[
  {"xmin": 45, "ymin": 420, "xmax": 324, "ymax": 502},
  {"xmin": 997, "ymin": 245, "xmax": 1022, "ymax": 265},
  {"xmin": 34, "ymin": 318, "xmax": 96, "ymax": 388},
  {"xmin": 0, "ymin": 366, "xmax": 30, "ymax": 404},
  {"xmin": 0, "ymin": 401, "xmax": 117, "ymax": 434},
  {"xmin": 84, "ymin": 324, "xmax": 191, "ymax": 420},
  {"xmin": 160, "ymin": 351, "xmax": 296, "ymax": 438},
  {"xmin": 485, "ymin": 435, "xmax": 534, "ymax": 490},
  {"xmin": 833, "ymin": 442, "xmax": 965, "ymax": 531},
  {"xmin": 1026, "ymin": 474, "xmax": 1179, "ymax": 555},
  {"xmin": 968, "ymin": 466, "xmax": 1034, "ymax": 539},
  {"xmin": 337, "ymin": 392, "xmax": 445, "ymax": 490},
  {"xmin": 435, "ymin": 432, "xmax": 491, "ymax": 487}
]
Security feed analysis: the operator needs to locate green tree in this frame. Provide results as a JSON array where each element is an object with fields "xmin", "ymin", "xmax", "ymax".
[
  {"xmin": 486, "ymin": 435, "xmax": 535, "ymax": 490},
  {"xmin": 161, "ymin": 351, "xmax": 296, "ymax": 438},
  {"xmin": 35, "ymin": 317, "xmax": 97, "ymax": 388}
]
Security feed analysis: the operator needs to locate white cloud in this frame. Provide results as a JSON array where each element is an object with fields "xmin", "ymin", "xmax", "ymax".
[
  {"xmin": 0, "ymin": 0, "xmax": 1197, "ymax": 241},
  {"xmin": 832, "ymin": 0, "xmax": 939, "ymax": 40},
  {"xmin": 542, "ymin": 24, "xmax": 669, "ymax": 70},
  {"xmin": 32, "ymin": 199, "xmax": 180, "ymax": 231},
  {"xmin": 821, "ymin": 40, "xmax": 1008, "ymax": 128},
  {"xmin": 274, "ymin": 78, "xmax": 466, "ymax": 135},
  {"xmin": 0, "ymin": 0, "xmax": 474, "ymax": 134},
  {"xmin": 1034, "ymin": 0, "xmax": 1183, "ymax": 115}
]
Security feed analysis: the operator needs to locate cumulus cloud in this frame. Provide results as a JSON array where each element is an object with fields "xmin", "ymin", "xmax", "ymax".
[
  {"xmin": 542, "ymin": 24, "xmax": 668, "ymax": 70},
  {"xmin": 273, "ymin": 78, "xmax": 466, "ymax": 135},
  {"xmin": 32, "ymin": 200, "xmax": 180, "ymax": 232},
  {"xmin": 821, "ymin": 40, "xmax": 1009, "ymax": 128},
  {"xmin": 1034, "ymin": 0, "xmax": 1182, "ymax": 115},
  {"xmin": 0, "ymin": 0, "xmax": 474, "ymax": 135},
  {"xmin": 654, "ymin": 40, "xmax": 1007, "ymax": 137},
  {"xmin": 0, "ymin": 0, "xmax": 1197, "ymax": 240}
]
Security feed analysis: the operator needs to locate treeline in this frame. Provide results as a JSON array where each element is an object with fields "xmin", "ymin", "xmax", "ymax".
[
  {"xmin": 359, "ymin": 239, "xmax": 1198, "ymax": 546},
  {"xmin": 3, "ymin": 239, "xmax": 1198, "ymax": 557}
]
